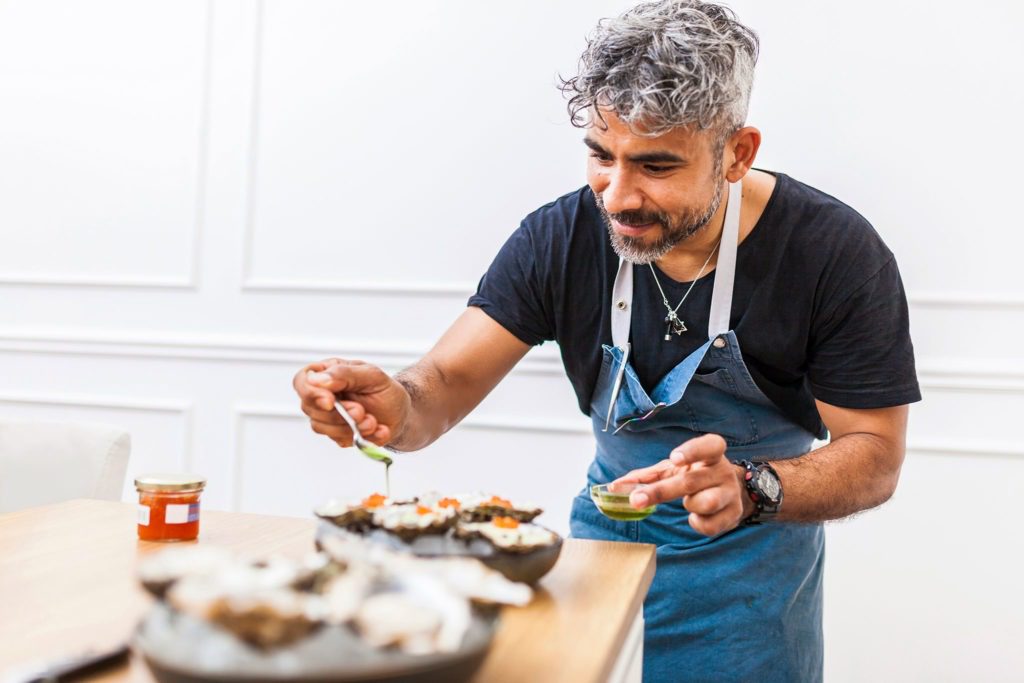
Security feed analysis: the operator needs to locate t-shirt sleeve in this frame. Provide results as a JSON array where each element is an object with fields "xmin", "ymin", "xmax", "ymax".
[
  {"xmin": 807, "ymin": 256, "xmax": 921, "ymax": 408},
  {"xmin": 467, "ymin": 221, "xmax": 555, "ymax": 346}
]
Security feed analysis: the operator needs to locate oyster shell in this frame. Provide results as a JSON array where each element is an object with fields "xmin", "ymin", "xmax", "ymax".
[
  {"xmin": 137, "ymin": 546, "xmax": 234, "ymax": 598},
  {"xmin": 454, "ymin": 520, "xmax": 559, "ymax": 554},
  {"xmin": 452, "ymin": 493, "xmax": 543, "ymax": 523},
  {"xmin": 167, "ymin": 571, "xmax": 326, "ymax": 650},
  {"xmin": 370, "ymin": 503, "xmax": 458, "ymax": 542}
]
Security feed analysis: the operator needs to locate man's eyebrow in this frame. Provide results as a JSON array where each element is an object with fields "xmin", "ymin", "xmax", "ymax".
[
  {"xmin": 583, "ymin": 137, "xmax": 609, "ymax": 156},
  {"xmin": 583, "ymin": 137, "xmax": 687, "ymax": 164}
]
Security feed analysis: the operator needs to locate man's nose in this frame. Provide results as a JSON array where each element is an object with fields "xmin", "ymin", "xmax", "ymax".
[{"xmin": 599, "ymin": 170, "xmax": 643, "ymax": 214}]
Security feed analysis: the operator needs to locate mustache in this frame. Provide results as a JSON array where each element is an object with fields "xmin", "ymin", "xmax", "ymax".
[
  {"xmin": 594, "ymin": 195, "xmax": 669, "ymax": 229},
  {"xmin": 607, "ymin": 209, "xmax": 668, "ymax": 228}
]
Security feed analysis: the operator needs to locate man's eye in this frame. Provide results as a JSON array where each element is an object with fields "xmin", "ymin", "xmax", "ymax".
[
  {"xmin": 589, "ymin": 152, "xmax": 613, "ymax": 163},
  {"xmin": 644, "ymin": 165, "xmax": 672, "ymax": 173}
]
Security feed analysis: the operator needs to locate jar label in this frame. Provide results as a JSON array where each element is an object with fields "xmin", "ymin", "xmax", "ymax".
[
  {"xmin": 137, "ymin": 504, "xmax": 151, "ymax": 526},
  {"xmin": 166, "ymin": 503, "xmax": 200, "ymax": 524}
]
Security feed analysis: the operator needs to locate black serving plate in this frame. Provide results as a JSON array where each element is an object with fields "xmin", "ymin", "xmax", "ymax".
[
  {"xmin": 314, "ymin": 522, "xmax": 562, "ymax": 585},
  {"xmin": 134, "ymin": 603, "xmax": 498, "ymax": 683}
]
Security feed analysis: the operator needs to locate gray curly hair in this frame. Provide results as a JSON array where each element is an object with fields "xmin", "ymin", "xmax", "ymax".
[{"xmin": 561, "ymin": 0, "xmax": 759, "ymax": 139}]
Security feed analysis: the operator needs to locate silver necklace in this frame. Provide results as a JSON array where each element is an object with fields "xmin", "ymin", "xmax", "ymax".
[{"xmin": 648, "ymin": 237, "xmax": 721, "ymax": 341}]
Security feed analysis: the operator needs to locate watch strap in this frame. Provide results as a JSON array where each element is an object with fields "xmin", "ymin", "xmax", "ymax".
[{"xmin": 739, "ymin": 460, "xmax": 782, "ymax": 525}]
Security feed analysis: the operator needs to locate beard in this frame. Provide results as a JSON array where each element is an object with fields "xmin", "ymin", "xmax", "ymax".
[{"xmin": 595, "ymin": 181, "xmax": 724, "ymax": 265}]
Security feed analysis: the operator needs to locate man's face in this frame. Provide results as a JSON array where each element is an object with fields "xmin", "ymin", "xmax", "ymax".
[{"xmin": 585, "ymin": 110, "xmax": 725, "ymax": 264}]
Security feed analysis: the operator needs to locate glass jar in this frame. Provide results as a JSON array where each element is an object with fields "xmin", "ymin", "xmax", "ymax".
[{"xmin": 135, "ymin": 474, "xmax": 206, "ymax": 542}]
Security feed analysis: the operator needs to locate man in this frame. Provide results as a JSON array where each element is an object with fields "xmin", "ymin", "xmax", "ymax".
[{"xmin": 293, "ymin": 1, "xmax": 920, "ymax": 680}]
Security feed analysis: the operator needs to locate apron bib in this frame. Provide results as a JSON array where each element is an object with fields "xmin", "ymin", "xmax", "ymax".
[{"xmin": 570, "ymin": 181, "xmax": 824, "ymax": 682}]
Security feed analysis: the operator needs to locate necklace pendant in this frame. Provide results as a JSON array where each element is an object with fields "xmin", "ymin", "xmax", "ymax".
[{"xmin": 664, "ymin": 311, "xmax": 687, "ymax": 337}]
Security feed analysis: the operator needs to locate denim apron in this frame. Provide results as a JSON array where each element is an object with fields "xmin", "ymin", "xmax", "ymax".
[{"xmin": 570, "ymin": 181, "xmax": 824, "ymax": 682}]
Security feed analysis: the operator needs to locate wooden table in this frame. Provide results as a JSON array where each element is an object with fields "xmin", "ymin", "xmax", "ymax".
[{"xmin": 0, "ymin": 500, "xmax": 655, "ymax": 683}]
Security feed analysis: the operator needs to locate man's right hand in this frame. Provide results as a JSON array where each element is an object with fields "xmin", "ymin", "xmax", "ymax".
[{"xmin": 293, "ymin": 359, "xmax": 411, "ymax": 449}]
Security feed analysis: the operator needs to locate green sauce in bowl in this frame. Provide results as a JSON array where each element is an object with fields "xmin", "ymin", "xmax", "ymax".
[{"xmin": 590, "ymin": 483, "xmax": 657, "ymax": 521}]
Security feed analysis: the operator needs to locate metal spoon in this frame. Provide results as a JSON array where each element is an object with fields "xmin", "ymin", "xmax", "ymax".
[{"xmin": 334, "ymin": 400, "xmax": 393, "ymax": 465}]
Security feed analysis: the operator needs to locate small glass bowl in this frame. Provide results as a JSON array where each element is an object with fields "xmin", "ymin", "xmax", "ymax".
[{"xmin": 590, "ymin": 483, "xmax": 657, "ymax": 521}]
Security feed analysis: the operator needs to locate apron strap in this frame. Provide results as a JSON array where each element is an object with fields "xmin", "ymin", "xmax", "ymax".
[
  {"xmin": 708, "ymin": 180, "xmax": 742, "ymax": 338},
  {"xmin": 609, "ymin": 178, "xmax": 742, "ymax": 346},
  {"xmin": 610, "ymin": 256, "xmax": 633, "ymax": 349}
]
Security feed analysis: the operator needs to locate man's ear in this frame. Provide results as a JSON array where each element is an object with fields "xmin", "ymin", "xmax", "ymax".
[{"xmin": 725, "ymin": 126, "xmax": 761, "ymax": 182}]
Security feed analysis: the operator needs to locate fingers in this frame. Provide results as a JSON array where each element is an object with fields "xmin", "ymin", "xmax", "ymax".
[
  {"xmin": 306, "ymin": 361, "xmax": 388, "ymax": 395},
  {"xmin": 683, "ymin": 485, "xmax": 732, "ymax": 517},
  {"xmin": 610, "ymin": 460, "xmax": 675, "ymax": 491},
  {"xmin": 621, "ymin": 462, "xmax": 718, "ymax": 507},
  {"xmin": 294, "ymin": 359, "xmax": 387, "ymax": 447},
  {"xmin": 309, "ymin": 417, "xmax": 353, "ymax": 447},
  {"xmin": 294, "ymin": 360, "xmax": 343, "ymax": 411},
  {"xmin": 687, "ymin": 496, "xmax": 745, "ymax": 536},
  {"xmin": 669, "ymin": 434, "xmax": 728, "ymax": 468}
]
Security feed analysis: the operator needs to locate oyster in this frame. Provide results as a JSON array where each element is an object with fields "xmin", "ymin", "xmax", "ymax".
[
  {"xmin": 137, "ymin": 546, "xmax": 234, "ymax": 598},
  {"xmin": 388, "ymin": 554, "xmax": 533, "ymax": 607},
  {"xmin": 313, "ymin": 497, "xmax": 375, "ymax": 531},
  {"xmin": 370, "ymin": 502, "xmax": 459, "ymax": 542},
  {"xmin": 455, "ymin": 493, "xmax": 543, "ymax": 523},
  {"xmin": 454, "ymin": 519, "xmax": 559, "ymax": 554},
  {"xmin": 167, "ymin": 570, "xmax": 326, "ymax": 650},
  {"xmin": 354, "ymin": 573, "xmax": 471, "ymax": 655}
]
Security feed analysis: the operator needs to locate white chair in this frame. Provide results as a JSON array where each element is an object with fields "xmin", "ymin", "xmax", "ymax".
[{"xmin": 0, "ymin": 418, "xmax": 131, "ymax": 514}]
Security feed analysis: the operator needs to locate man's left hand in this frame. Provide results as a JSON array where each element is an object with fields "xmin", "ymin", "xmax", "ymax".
[{"xmin": 610, "ymin": 434, "xmax": 753, "ymax": 536}]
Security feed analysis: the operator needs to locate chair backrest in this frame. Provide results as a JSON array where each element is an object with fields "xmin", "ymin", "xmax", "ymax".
[{"xmin": 0, "ymin": 418, "xmax": 131, "ymax": 514}]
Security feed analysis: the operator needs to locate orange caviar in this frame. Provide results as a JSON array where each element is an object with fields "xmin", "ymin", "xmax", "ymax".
[
  {"xmin": 488, "ymin": 496, "xmax": 513, "ymax": 508},
  {"xmin": 416, "ymin": 505, "xmax": 432, "ymax": 515},
  {"xmin": 493, "ymin": 516, "xmax": 520, "ymax": 529},
  {"xmin": 362, "ymin": 493, "xmax": 387, "ymax": 508},
  {"xmin": 438, "ymin": 498, "xmax": 461, "ymax": 509},
  {"xmin": 135, "ymin": 474, "xmax": 206, "ymax": 542}
]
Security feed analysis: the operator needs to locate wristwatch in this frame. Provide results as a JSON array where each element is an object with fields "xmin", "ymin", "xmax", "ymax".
[{"xmin": 738, "ymin": 460, "xmax": 783, "ymax": 524}]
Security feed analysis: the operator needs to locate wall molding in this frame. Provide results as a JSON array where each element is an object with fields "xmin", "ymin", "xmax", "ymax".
[
  {"xmin": 1, "ymin": 329, "xmax": 1022, "ymax": 389},
  {"xmin": 236, "ymin": 404, "xmax": 592, "ymax": 434},
  {"xmin": 0, "ymin": 392, "xmax": 196, "ymax": 471},
  {"xmin": 906, "ymin": 439, "xmax": 1023, "ymax": 459},
  {"xmin": 237, "ymin": 281, "xmax": 1024, "ymax": 306},
  {"xmin": 0, "ymin": 274, "xmax": 197, "ymax": 290},
  {"xmin": 241, "ymin": 278, "xmax": 476, "ymax": 297},
  {"xmin": 908, "ymin": 291, "xmax": 1024, "ymax": 310},
  {"xmin": 0, "ymin": 329, "xmax": 565, "ymax": 375}
]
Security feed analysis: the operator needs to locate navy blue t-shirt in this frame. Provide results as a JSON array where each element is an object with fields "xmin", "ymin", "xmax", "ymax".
[{"xmin": 468, "ymin": 172, "xmax": 921, "ymax": 439}]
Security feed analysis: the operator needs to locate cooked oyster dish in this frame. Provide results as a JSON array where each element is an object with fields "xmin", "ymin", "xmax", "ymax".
[
  {"xmin": 371, "ymin": 502, "xmax": 459, "ymax": 541},
  {"xmin": 418, "ymin": 492, "xmax": 543, "ymax": 523},
  {"xmin": 135, "ymin": 534, "xmax": 531, "ymax": 658},
  {"xmin": 314, "ymin": 492, "xmax": 563, "ymax": 584},
  {"xmin": 454, "ymin": 518, "xmax": 559, "ymax": 554}
]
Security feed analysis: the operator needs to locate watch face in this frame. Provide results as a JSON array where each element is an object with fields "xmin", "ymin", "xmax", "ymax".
[{"xmin": 756, "ymin": 469, "xmax": 781, "ymax": 502}]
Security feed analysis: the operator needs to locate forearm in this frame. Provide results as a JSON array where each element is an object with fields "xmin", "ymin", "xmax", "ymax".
[
  {"xmin": 766, "ymin": 432, "xmax": 904, "ymax": 523},
  {"xmin": 386, "ymin": 308, "xmax": 530, "ymax": 452},
  {"xmin": 388, "ymin": 360, "xmax": 468, "ymax": 451}
]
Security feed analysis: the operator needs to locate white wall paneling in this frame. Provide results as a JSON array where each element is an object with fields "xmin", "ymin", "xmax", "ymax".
[
  {"xmin": 0, "ymin": 0, "xmax": 211, "ymax": 288},
  {"xmin": 824, "ymin": 449, "xmax": 1024, "ymax": 682},
  {"xmin": 239, "ymin": 0, "xmax": 619, "ymax": 295},
  {"xmin": 1, "ymin": 1, "xmax": 1022, "ymax": 681}
]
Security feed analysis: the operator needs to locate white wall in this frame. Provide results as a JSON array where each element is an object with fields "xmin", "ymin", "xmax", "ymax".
[{"xmin": 1, "ymin": 1, "xmax": 1021, "ymax": 680}]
